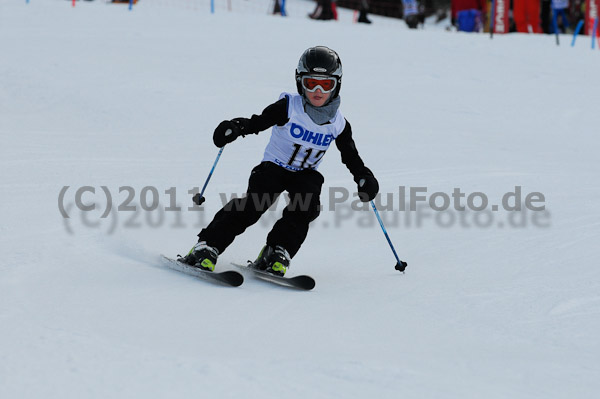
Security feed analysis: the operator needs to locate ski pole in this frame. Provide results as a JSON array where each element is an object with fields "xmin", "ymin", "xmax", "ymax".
[
  {"xmin": 193, "ymin": 147, "xmax": 224, "ymax": 206},
  {"xmin": 370, "ymin": 201, "xmax": 407, "ymax": 273}
]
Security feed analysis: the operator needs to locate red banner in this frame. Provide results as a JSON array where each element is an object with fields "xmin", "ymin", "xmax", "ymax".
[
  {"xmin": 493, "ymin": 0, "xmax": 510, "ymax": 34},
  {"xmin": 587, "ymin": 0, "xmax": 600, "ymax": 36}
]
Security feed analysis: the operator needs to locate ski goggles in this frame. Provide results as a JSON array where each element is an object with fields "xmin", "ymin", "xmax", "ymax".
[{"xmin": 301, "ymin": 75, "xmax": 338, "ymax": 93}]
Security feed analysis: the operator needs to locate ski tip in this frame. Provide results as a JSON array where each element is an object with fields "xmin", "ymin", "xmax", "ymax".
[
  {"xmin": 303, "ymin": 278, "xmax": 316, "ymax": 290},
  {"xmin": 291, "ymin": 275, "xmax": 315, "ymax": 290},
  {"xmin": 227, "ymin": 272, "xmax": 244, "ymax": 287}
]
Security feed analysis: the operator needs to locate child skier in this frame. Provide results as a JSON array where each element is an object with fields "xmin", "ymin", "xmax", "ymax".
[{"xmin": 179, "ymin": 46, "xmax": 379, "ymax": 276}]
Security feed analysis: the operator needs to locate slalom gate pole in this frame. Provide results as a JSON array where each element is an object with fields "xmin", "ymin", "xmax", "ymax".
[
  {"xmin": 193, "ymin": 147, "xmax": 224, "ymax": 206},
  {"xmin": 593, "ymin": 18, "xmax": 599, "ymax": 50},
  {"xmin": 490, "ymin": 0, "xmax": 496, "ymax": 39},
  {"xmin": 370, "ymin": 201, "xmax": 407, "ymax": 272},
  {"xmin": 571, "ymin": 20, "xmax": 584, "ymax": 47}
]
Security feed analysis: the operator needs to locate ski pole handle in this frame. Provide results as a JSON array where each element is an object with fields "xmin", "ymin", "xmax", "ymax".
[
  {"xmin": 193, "ymin": 147, "xmax": 224, "ymax": 206},
  {"xmin": 370, "ymin": 201, "xmax": 407, "ymax": 272}
]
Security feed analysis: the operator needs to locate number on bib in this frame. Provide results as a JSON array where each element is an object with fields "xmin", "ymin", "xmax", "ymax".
[{"xmin": 287, "ymin": 144, "xmax": 326, "ymax": 169}]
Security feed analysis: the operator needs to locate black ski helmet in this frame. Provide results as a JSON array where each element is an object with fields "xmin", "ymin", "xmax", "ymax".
[{"xmin": 295, "ymin": 46, "xmax": 343, "ymax": 100}]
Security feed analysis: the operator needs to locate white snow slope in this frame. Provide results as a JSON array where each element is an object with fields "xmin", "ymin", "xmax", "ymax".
[{"xmin": 1, "ymin": 1, "xmax": 599, "ymax": 398}]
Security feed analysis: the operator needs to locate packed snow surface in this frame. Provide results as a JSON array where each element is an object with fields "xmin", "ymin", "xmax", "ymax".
[{"xmin": 1, "ymin": 1, "xmax": 599, "ymax": 398}]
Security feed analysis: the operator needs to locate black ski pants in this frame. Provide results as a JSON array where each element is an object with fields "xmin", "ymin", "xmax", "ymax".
[{"xmin": 198, "ymin": 161, "xmax": 324, "ymax": 258}]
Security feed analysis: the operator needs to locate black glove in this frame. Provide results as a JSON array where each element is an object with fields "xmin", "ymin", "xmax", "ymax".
[
  {"xmin": 354, "ymin": 167, "xmax": 379, "ymax": 202},
  {"xmin": 213, "ymin": 118, "xmax": 251, "ymax": 148}
]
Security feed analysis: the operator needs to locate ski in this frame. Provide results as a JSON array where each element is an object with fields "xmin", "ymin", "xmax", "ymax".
[
  {"xmin": 232, "ymin": 262, "xmax": 315, "ymax": 291},
  {"xmin": 160, "ymin": 255, "xmax": 244, "ymax": 287}
]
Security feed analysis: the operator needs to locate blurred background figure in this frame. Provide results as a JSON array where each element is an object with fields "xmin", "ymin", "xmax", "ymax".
[
  {"xmin": 456, "ymin": 8, "xmax": 482, "ymax": 31},
  {"xmin": 541, "ymin": 0, "xmax": 552, "ymax": 33},
  {"xmin": 336, "ymin": 0, "xmax": 449, "ymax": 26},
  {"xmin": 309, "ymin": 0, "xmax": 337, "ymax": 20},
  {"xmin": 551, "ymin": 0, "xmax": 570, "ymax": 33},
  {"xmin": 358, "ymin": 0, "xmax": 372, "ymax": 23},
  {"xmin": 569, "ymin": 0, "xmax": 586, "ymax": 29},
  {"xmin": 450, "ymin": 0, "xmax": 486, "ymax": 27},
  {"xmin": 402, "ymin": 0, "xmax": 422, "ymax": 28},
  {"xmin": 513, "ymin": 0, "xmax": 542, "ymax": 32}
]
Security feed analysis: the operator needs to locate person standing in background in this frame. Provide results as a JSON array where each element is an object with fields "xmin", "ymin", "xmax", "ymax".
[
  {"xmin": 551, "ymin": 0, "xmax": 570, "ymax": 32},
  {"xmin": 513, "ymin": 0, "xmax": 542, "ymax": 33},
  {"xmin": 541, "ymin": 0, "xmax": 552, "ymax": 33},
  {"xmin": 358, "ymin": 0, "xmax": 372, "ymax": 23},
  {"xmin": 309, "ymin": 0, "xmax": 335, "ymax": 20},
  {"xmin": 403, "ymin": 0, "xmax": 422, "ymax": 28}
]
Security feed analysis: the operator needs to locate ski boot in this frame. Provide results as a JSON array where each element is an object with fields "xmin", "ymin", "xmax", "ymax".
[
  {"xmin": 178, "ymin": 241, "xmax": 219, "ymax": 271},
  {"xmin": 251, "ymin": 245, "xmax": 291, "ymax": 276}
]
